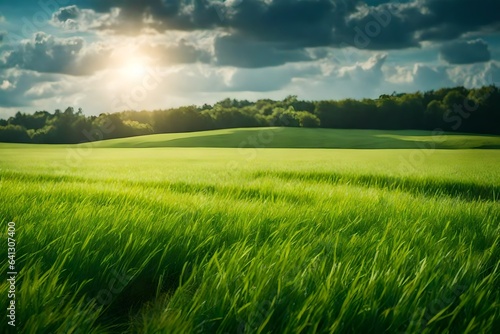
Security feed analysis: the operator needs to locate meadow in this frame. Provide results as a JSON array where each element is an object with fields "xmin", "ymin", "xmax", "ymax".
[{"xmin": 0, "ymin": 128, "xmax": 499, "ymax": 333}]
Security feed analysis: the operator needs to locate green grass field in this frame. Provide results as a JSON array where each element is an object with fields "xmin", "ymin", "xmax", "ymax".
[{"xmin": 1, "ymin": 128, "xmax": 499, "ymax": 333}]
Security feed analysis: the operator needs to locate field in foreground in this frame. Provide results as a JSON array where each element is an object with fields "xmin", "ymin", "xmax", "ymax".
[{"xmin": 0, "ymin": 134, "xmax": 499, "ymax": 333}]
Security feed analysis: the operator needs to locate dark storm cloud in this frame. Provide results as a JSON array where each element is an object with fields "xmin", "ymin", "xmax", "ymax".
[
  {"xmin": 226, "ymin": 0, "xmax": 349, "ymax": 47},
  {"xmin": 214, "ymin": 34, "xmax": 312, "ymax": 68},
  {"xmin": 84, "ymin": 0, "xmax": 360, "ymax": 46},
  {"xmin": 439, "ymin": 39, "xmax": 491, "ymax": 64},
  {"xmin": 334, "ymin": 2, "xmax": 423, "ymax": 50},
  {"xmin": 84, "ymin": 0, "xmax": 219, "ymax": 32},
  {"xmin": 80, "ymin": 0, "xmax": 360, "ymax": 66},
  {"xmin": 141, "ymin": 39, "xmax": 211, "ymax": 64},
  {"xmin": 78, "ymin": 0, "xmax": 500, "ymax": 50},
  {"xmin": 417, "ymin": 0, "xmax": 500, "ymax": 41},
  {"xmin": 336, "ymin": 0, "xmax": 500, "ymax": 49},
  {"xmin": 5, "ymin": 0, "xmax": 500, "ymax": 73}
]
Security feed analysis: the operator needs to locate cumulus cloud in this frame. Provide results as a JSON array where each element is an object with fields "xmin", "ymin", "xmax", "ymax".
[
  {"xmin": 341, "ymin": 53, "xmax": 387, "ymax": 78},
  {"xmin": 227, "ymin": 63, "xmax": 321, "ymax": 91},
  {"xmin": 483, "ymin": 62, "xmax": 500, "ymax": 86},
  {"xmin": 385, "ymin": 61, "xmax": 499, "ymax": 93},
  {"xmin": 333, "ymin": 53, "xmax": 388, "ymax": 96},
  {"xmin": 0, "ymin": 69, "xmax": 66, "ymax": 107},
  {"xmin": 439, "ymin": 39, "xmax": 491, "ymax": 64},
  {"xmin": 0, "ymin": 31, "xmax": 215, "ymax": 77},
  {"xmin": 447, "ymin": 61, "xmax": 500, "ymax": 87},
  {"xmin": 51, "ymin": 5, "xmax": 120, "ymax": 31},
  {"xmin": 290, "ymin": 54, "xmax": 490, "ymax": 101},
  {"xmin": 411, "ymin": 64, "xmax": 454, "ymax": 89},
  {"xmin": 0, "ymin": 79, "xmax": 13, "ymax": 90},
  {"xmin": 285, "ymin": 54, "xmax": 389, "ymax": 100},
  {"xmin": 0, "ymin": 32, "xmax": 111, "ymax": 76}
]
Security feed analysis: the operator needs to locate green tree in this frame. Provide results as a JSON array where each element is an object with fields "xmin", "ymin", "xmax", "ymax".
[
  {"xmin": 295, "ymin": 112, "xmax": 320, "ymax": 127},
  {"xmin": 0, "ymin": 125, "xmax": 31, "ymax": 143}
]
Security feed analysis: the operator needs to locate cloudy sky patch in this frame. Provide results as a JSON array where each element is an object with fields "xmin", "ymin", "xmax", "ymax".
[{"xmin": 0, "ymin": 0, "xmax": 499, "ymax": 116}]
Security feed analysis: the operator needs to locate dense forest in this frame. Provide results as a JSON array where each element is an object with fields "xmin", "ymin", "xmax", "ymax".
[{"xmin": 0, "ymin": 86, "xmax": 499, "ymax": 143}]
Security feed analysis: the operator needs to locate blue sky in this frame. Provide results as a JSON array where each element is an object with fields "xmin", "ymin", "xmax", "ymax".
[{"xmin": 0, "ymin": 0, "xmax": 499, "ymax": 117}]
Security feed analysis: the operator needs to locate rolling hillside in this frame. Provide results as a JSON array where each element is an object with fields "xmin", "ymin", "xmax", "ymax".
[
  {"xmin": 2, "ymin": 128, "xmax": 500, "ymax": 149},
  {"xmin": 83, "ymin": 128, "xmax": 500, "ymax": 149}
]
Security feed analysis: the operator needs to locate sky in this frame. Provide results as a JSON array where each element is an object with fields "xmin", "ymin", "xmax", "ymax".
[{"xmin": 0, "ymin": 0, "xmax": 499, "ymax": 118}]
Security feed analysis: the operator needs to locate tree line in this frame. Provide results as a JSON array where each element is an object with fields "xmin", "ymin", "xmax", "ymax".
[{"xmin": 1, "ymin": 85, "xmax": 499, "ymax": 143}]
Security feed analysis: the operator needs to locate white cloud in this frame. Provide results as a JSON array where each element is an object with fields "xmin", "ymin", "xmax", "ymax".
[
  {"xmin": 0, "ymin": 32, "xmax": 112, "ymax": 76},
  {"xmin": 411, "ymin": 64, "xmax": 453, "ymax": 89},
  {"xmin": 0, "ymin": 79, "xmax": 13, "ymax": 90},
  {"xmin": 385, "ymin": 66, "xmax": 413, "ymax": 84},
  {"xmin": 0, "ymin": 69, "xmax": 66, "ymax": 107},
  {"xmin": 227, "ymin": 63, "xmax": 321, "ymax": 92},
  {"xmin": 50, "ymin": 6, "xmax": 120, "ymax": 31},
  {"xmin": 447, "ymin": 61, "xmax": 500, "ymax": 87},
  {"xmin": 25, "ymin": 81, "xmax": 67, "ymax": 98},
  {"xmin": 308, "ymin": 54, "xmax": 389, "ymax": 99}
]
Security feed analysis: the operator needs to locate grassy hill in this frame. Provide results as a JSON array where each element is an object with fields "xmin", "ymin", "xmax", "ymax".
[
  {"xmin": 2, "ymin": 128, "xmax": 500, "ymax": 149},
  {"xmin": 86, "ymin": 128, "xmax": 500, "ymax": 149}
]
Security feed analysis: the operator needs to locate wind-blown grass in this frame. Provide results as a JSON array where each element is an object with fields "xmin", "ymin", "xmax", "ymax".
[{"xmin": 0, "ymin": 145, "xmax": 499, "ymax": 333}]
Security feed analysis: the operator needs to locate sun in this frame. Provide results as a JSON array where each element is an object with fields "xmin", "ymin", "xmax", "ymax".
[{"xmin": 121, "ymin": 60, "xmax": 148, "ymax": 79}]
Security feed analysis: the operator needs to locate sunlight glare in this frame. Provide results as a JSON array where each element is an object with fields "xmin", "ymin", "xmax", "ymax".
[{"xmin": 123, "ymin": 61, "xmax": 147, "ymax": 79}]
